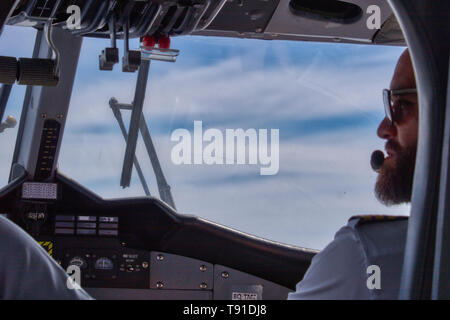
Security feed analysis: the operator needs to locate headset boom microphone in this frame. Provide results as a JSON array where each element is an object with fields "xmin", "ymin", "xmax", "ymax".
[{"xmin": 370, "ymin": 150, "xmax": 385, "ymax": 172}]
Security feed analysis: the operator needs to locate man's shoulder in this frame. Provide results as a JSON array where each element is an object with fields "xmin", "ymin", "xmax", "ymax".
[
  {"xmin": 0, "ymin": 215, "xmax": 32, "ymax": 248},
  {"xmin": 289, "ymin": 215, "xmax": 409, "ymax": 299},
  {"xmin": 0, "ymin": 215, "xmax": 93, "ymax": 300},
  {"xmin": 289, "ymin": 215, "xmax": 408, "ymax": 299},
  {"xmin": 332, "ymin": 214, "xmax": 409, "ymax": 243},
  {"xmin": 341, "ymin": 214, "xmax": 409, "ymax": 254}
]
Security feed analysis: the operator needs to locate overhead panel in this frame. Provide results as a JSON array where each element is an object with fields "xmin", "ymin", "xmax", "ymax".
[
  {"xmin": 207, "ymin": 0, "xmax": 281, "ymax": 33},
  {"xmin": 265, "ymin": 0, "xmax": 393, "ymax": 43}
]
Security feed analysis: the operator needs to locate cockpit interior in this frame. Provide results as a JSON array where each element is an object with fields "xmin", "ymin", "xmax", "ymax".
[{"xmin": 0, "ymin": 0, "xmax": 448, "ymax": 300}]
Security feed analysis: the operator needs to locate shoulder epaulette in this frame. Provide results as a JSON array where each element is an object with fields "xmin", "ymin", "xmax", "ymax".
[{"xmin": 348, "ymin": 215, "xmax": 409, "ymax": 227}]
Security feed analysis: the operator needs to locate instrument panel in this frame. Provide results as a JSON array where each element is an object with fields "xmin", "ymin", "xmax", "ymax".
[
  {"xmin": 19, "ymin": 212, "xmax": 152, "ymax": 290},
  {"xmin": 32, "ymin": 215, "xmax": 292, "ymax": 299},
  {"xmin": 0, "ymin": 174, "xmax": 314, "ymax": 299}
]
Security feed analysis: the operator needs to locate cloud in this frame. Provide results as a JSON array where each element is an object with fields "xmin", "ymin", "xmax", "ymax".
[{"xmin": 68, "ymin": 54, "xmax": 395, "ymax": 127}]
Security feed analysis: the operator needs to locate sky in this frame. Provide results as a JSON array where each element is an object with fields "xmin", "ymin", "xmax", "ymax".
[{"xmin": 0, "ymin": 25, "xmax": 409, "ymax": 250}]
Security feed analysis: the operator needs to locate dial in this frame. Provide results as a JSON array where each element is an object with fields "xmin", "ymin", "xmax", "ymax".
[{"xmin": 94, "ymin": 257, "xmax": 114, "ymax": 270}]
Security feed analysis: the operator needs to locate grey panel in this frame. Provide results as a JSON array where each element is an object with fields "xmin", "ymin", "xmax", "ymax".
[
  {"xmin": 13, "ymin": 27, "xmax": 82, "ymax": 179},
  {"xmin": 265, "ymin": 0, "xmax": 392, "ymax": 43},
  {"xmin": 213, "ymin": 265, "xmax": 292, "ymax": 300},
  {"xmin": 86, "ymin": 288, "xmax": 212, "ymax": 300},
  {"xmin": 150, "ymin": 251, "xmax": 214, "ymax": 291},
  {"xmin": 392, "ymin": 0, "xmax": 449, "ymax": 300},
  {"xmin": 207, "ymin": 0, "xmax": 280, "ymax": 33},
  {"xmin": 432, "ymin": 59, "xmax": 450, "ymax": 299},
  {"xmin": 192, "ymin": 0, "xmax": 402, "ymax": 46}
]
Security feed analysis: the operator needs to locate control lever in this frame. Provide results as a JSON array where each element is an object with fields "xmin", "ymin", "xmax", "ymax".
[
  {"xmin": 0, "ymin": 21, "xmax": 60, "ymax": 86},
  {"xmin": 19, "ymin": 21, "xmax": 60, "ymax": 86},
  {"xmin": 99, "ymin": 14, "xmax": 119, "ymax": 71},
  {"xmin": 122, "ymin": 19, "xmax": 141, "ymax": 73},
  {"xmin": 0, "ymin": 56, "xmax": 17, "ymax": 84}
]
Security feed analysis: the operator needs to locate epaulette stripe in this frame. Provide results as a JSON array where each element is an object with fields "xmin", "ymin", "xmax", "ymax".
[{"xmin": 348, "ymin": 215, "xmax": 408, "ymax": 227}]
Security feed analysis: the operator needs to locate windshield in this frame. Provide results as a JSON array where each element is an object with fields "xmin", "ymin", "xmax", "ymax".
[{"xmin": 0, "ymin": 26, "xmax": 409, "ymax": 250}]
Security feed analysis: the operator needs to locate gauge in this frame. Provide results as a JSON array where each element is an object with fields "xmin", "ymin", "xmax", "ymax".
[
  {"xmin": 94, "ymin": 257, "xmax": 114, "ymax": 270},
  {"xmin": 68, "ymin": 256, "xmax": 87, "ymax": 269}
]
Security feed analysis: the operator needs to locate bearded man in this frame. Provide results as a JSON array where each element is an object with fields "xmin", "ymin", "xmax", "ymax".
[{"xmin": 288, "ymin": 49, "xmax": 418, "ymax": 300}]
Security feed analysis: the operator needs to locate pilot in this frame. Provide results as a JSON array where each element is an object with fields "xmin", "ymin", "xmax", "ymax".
[
  {"xmin": 0, "ymin": 215, "xmax": 92, "ymax": 299},
  {"xmin": 288, "ymin": 49, "xmax": 418, "ymax": 299}
]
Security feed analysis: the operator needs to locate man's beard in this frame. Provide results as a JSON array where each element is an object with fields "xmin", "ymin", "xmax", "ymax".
[{"xmin": 375, "ymin": 140, "xmax": 417, "ymax": 206}]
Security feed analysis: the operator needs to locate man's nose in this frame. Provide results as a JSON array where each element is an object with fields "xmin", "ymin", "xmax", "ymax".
[{"xmin": 377, "ymin": 117, "xmax": 396, "ymax": 140}]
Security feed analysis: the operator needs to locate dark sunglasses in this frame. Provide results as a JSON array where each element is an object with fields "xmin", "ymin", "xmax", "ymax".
[{"xmin": 383, "ymin": 88, "xmax": 417, "ymax": 124}]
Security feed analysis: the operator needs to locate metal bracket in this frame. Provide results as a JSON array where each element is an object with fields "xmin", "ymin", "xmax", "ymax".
[
  {"xmin": 110, "ymin": 93, "xmax": 176, "ymax": 208},
  {"xmin": 109, "ymin": 98, "xmax": 150, "ymax": 196},
  {"xmin": 116, "ymin": 35, "xmax": 177, "ymax": 208}
]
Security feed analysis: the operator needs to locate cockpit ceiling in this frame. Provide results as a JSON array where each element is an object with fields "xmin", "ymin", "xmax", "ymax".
[
  {"xmin": 194, "ymin": 0, "xmax": 406, "ymax": 46},
  {"xmin": 7, "ymin": 0, "xmax": 405, "ymax": 46}
]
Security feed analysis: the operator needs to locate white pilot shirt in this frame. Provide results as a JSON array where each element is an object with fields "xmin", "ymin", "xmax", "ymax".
[
  {"xmin": 0, "ymin": 215, "xmax": 93, "ymax": 299},
  {"xmin": 288, "ymin": 216, "xmax": 408, "ymax": 300}
]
